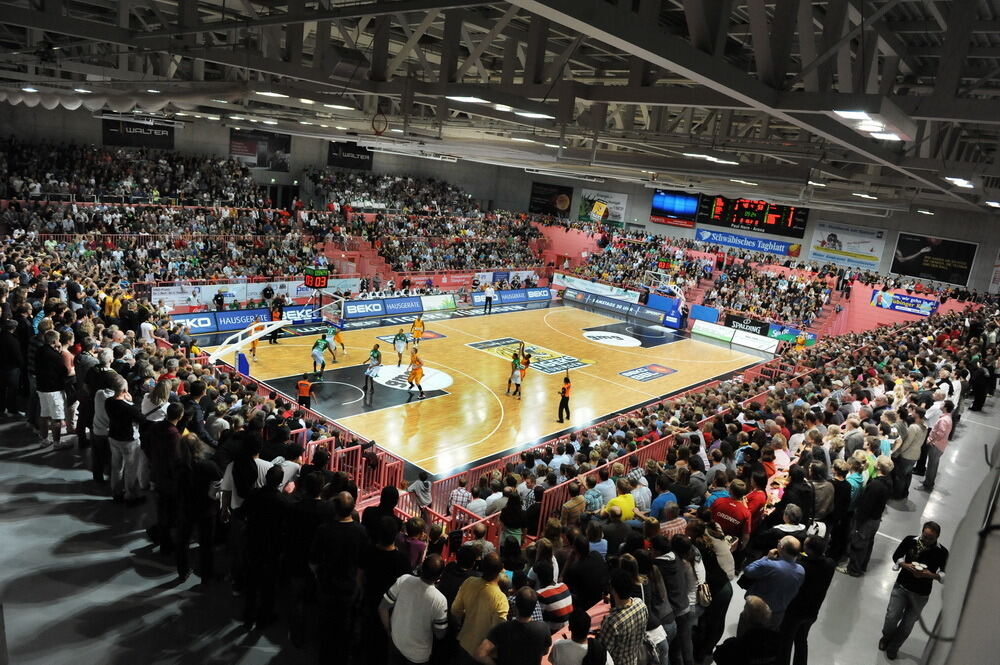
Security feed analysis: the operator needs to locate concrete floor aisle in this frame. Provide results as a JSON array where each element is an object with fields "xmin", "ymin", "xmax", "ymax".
[{"xmin": 0, "ymin": 398, "xmax": 995, "ymax": 665}]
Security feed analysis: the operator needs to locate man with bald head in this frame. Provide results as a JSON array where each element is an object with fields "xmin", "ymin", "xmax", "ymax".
[
  {"xmin": 737, "ymin": 536, "xmax": 805, "ymax": 630},
  {"xmin": 310, "ymin": 491, "xmax": 369, "ymax": 663}
]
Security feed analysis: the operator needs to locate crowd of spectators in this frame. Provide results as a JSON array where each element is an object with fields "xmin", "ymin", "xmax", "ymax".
[
  {"xmin": 0, "ymin": 203, "xmax": 323, "ymax": 283},
  {"xmin": 0, "ymin": 138, "xmax": 266, "ymax": 205},
  {"xmin": 702, "ymin": 263, "xmax": 832, "ymax": 328},
  {"xmin": 306, "ymin": 169, "xmax": 480, "ymax": 216}
]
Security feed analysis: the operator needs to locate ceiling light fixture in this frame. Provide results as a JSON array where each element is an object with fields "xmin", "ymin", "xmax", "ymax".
[
  {"xmin": 299, "ymin": 98, "xmax": 315, "ymax": 104},
  {"xmin": 256, "ymin": 91, "xmax": 289, "ymax": 98},
  {"xmin": 494, "ymin": 104, "xmax": 512, "ymax": 112},
  {"xmin": 856, "ymin": 121, "xmax": 885, "ymax": 132},
  {"xmin": 730, "ymin": 179, "xmax": 758, "ymax": 186},
  {"xmin": 807, "ymin": 180, "xmax": 826, "ymax": 187},
  {"xmin": 916, "ymin": 209, "xmax": 935, "ymax": 215},
  {"xmin": 74, "ymin": 88, "xmax": 91, "ymax": 94},
  {"xmin": 175, "ymin": 112, "xmax": 189, "ymax": 117},
  {"xmin": 335, "ymin": 126, "xmax": 348, "ymax": 130},
  {"xmin": 21, "ymin": 87, "xmax": 38, "ymax": 93},
  {"xmin": 544, "ymin": 144, "xmax": 561, "ymax": 148},
  {"xmin": 944, "ymin": 176, "xmax": 975, "ymax": 189},
  {"xmin": 870, "ymin": 132, "xmax": 902, "ymax": 141},
  {"xmin": 262, "ymin": 119, "xmax": 278, "ymax": 125},
  {"xmin": 146, "ymin": 89, "xmax": 160, "ymax": 94},
  {"xmin": 228, "ymin": 115, "xmax": 244, "ymax": 120},
  {"xmin": 523, "ymin": 168, "xmax": 604, "ymax": 183},
  {"xmin": 445, "ymin": 96, "xmax": 489, "ymax": 104},
  {"xmin": 323, "ymin": 103, "xmax": 354, "ymax": 110},
  {"xmin": 834, "ymin": 110, "xmax": 872, "ymax": 120},
  {"xmin": 210, "ymin": 99, "xmax": 229, "ymax": 104},
  {"xmin": 682, "ymin": 151, "xmax": 739, "ymax": 166},
  {"xmin": 852, "ymin": 192, "xmax": 878, "ymax": 200},
  {"xmin": 985, "ymin": 201, "xmax": 1000, "ymax": 208},
  {"xmin": 511, "ymin": 137, "xmax": 535, "ymax": 143},
  {"xmin": 389, "ymin": 128, "xmax": 404, "ymax": 133},
  {"xmin": 299, "ymin": 120, "xmax": 313, "ymax": 125},
  {"xmin": 515, "ymin": 111, "xmax": 555, "ymax": 119}
]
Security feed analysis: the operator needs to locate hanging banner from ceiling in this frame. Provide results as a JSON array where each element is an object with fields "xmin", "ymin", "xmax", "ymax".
[
  {"xmin": 229, "ymin": 128, "xmax": 291, "ymax": 171},
  {"xmin": 807, "ymin": 221, "xmax": 886, "ymax": 270},
  {"xmin": 889, "ymin": 232, "xmax": 977, "ymax": 286},
  {"xmin": 327, "ymin": 141, "xmax": 373, "ymax": 171},
  {"xmin": 528, "ymin": 181, "xmax": 574, "ymax": 218},
  {"xmin": 102, "ymin": 118, "xmax": 175, "ymax": 149},
  {"xmin": 578, "ymin": 188, "xmax": 628, "ymax": 226}
]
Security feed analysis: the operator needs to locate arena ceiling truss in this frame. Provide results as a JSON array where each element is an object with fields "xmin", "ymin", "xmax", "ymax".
[{"xmin": 2, "ymin": 0, "xmax": 1000, "ymax": 214}]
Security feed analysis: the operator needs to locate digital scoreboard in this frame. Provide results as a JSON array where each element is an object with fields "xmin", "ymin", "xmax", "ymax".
[
  {"xmin": 649, "ymin": 189, "xmax": 700, "ymax": 228},
  {"xmin": 697, "ymin": 196, "xmax": 809, "ymax": 238}
]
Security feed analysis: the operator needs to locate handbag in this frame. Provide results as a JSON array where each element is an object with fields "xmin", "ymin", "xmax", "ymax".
[
  {"xmin": 805, "ymin": 481, "xmax": 828, "ymax": 538},
  {"xmin": 696, "ymin": 582, "xmax": 713, "ymax": 607}
]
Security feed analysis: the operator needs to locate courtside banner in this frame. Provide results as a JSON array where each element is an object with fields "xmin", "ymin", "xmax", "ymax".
[
  {"xmin": 563, "ymin": 288, "xmax": 664, "ymax": 324},
  {"xmin": 525, "ymin": 287, "xmax": 552, "ymax": 301},
  {"xmin": 282, "ymin": 305, "xmax": 323, "ymax": 323},
  {"xmin": 172, "ymin": 312, "xmax": 218, "ymax": 334},
  {"xmin": 216, "ymin": 308, "xmax": 271, "ymax": 332},
  {"xmin": 382, "ymin": 297, "xmax": 424, "ymax": 315},
  {"xmin": 344, "ymin": 299, "xmax": 385, "ymax": 319},
  {"xmin": 724, "ymin": 313, "xmax": 771, "ymax": 337},
  {"xmin": 731, "ymin": 329, "xmax": 780, "ymax": 353},
  {"xmin": 420, "ymin": 294, "xmax": 457, "ymax": 312},
  {"xmin": 767, "ymin": 324, "xmax": 818, "ymax": 346},
  {"xmin": 646, "ymin": 293, "xmax": 683, "ymax": 328},
  {"xmin": 551, "ymin": 273, "xmax": 642, "ymax": 303},
  {"xmin": 691, "ymin": 320, "xmax": 735, "ymax": 342},
  {"xmin": 499, "ymin": 289, "xmax": 527, "ymax": 304},
  {"xmin": 690, "ymin": 304, "xmax": 720, "ymax": 324},
  {"xmin": 869, "ymin": 290, "xmax": 939, "ymax": 317}
]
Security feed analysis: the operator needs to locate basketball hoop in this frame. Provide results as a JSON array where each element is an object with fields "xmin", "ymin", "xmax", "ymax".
[{"xmin": 371, "ymin": 110, "xmax": 388, "ymax": 136}]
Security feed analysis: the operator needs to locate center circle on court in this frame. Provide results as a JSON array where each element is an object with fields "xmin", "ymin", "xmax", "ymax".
[
  {"xmin": 371, "ymin": 366, "xmax": 455, "ymax": 391},
  {"xmin": 582, "ymin": 331, "xmax": 642, "ymax": 347}
]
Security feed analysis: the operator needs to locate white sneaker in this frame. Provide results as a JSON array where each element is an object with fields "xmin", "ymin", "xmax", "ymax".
[
  {"xmin": 38, "ymin": 438, "xmax": 53, "ymax": 449},
  {"xmin": 53, "ymin": 439, "xmax": 75, "ymax": 450}
]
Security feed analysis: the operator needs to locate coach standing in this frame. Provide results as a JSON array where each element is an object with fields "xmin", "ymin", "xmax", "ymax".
[{"xmin": 484, "ymin": 284, "xmax": 496, "ymax": 314}]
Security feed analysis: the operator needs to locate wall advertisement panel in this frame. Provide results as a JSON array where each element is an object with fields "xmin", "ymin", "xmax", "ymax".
[
  {"xmin": 229, "ymin": 128, "xmax": 291, "ymax": 171},
  {"xmin": 694, "ymin": 228, "xmax": 802, "ymax": 257},
  {"xmin": 692, "ymin": 320, "xmax": 735, "ymax": 342},
  {"xmin": 869, "ymin": 290, "xmax": 940, "ymax": 317},
  {"xmin": 528, "ymin": 182, "xmax": 574, "ymax": 217},
  {"xmin": 578, "ymin": 188, "xmax": 628, "ymax": 225},
  {"xmin": 890, "ymin": 232, "xmax": 977, "ymax": 286},
  {"xmin": 807, "ymin": 221, "xmax": 886, "ymax": 269}
]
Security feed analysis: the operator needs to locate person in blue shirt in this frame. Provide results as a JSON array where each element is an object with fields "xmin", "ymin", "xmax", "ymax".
[
  {"xmin": 645, "ymin": 475, "xmax": 677, "ymax": 520},
  {"xmin": 737, "ymin": 536, "xmax": 806, "ymax": 630},
  {"xmin": 704, "ymin": 474, "xmax": 730, "ymax": 508}
]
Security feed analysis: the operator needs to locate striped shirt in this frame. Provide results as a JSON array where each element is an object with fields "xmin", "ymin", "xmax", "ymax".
[
  {"xmin": 659, "ymin": 517, "xmax": 689, "ymax": 540},
  {"xmin": 537, "ymin": 582, "xmax": 574, "ymax": 633}
]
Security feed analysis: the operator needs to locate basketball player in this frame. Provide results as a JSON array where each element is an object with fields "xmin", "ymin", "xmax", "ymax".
[
  {"xmin": 392, "ymin": 328, "xmax": 408, "ymax": 366},
  {"xmin": 363, "ymin": 343, "xmax": 382, "ymax": 394},
  {"xmin": 330, "ymin": 320, "xmax": 347, "ymax": 355},
  {"xmin": 296, "ymin": 373, "xmax": 315, "ymax": 409},
  {"xmin": 505, "ymin": 350, "xmax": 521, "ymax": 396},
  {"xmin": 518, "ymin": 341, "xmax": 531, "ymax": 396},
  {"xmin": 249, "ymin": 316, "xmax": 265, "ymax": 361},
  {"xmin": 557, "ymin": 375, "xmax": 572, "ymax": 423},
  {"xmin": 311, "ymin": 334, "xmax": 336, "ymax": 374},
  {"xmin": 407, "ymin": 348, "xmax": 426, "ymax": 399},
  {"xmin": 410, "ymin": 315, "xmax": 425, "ymax": 349}
]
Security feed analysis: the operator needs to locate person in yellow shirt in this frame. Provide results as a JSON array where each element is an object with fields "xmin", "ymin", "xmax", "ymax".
[
  {"xmin": 410, "ymin": 315, "xmax": 425, "ymax": 349},
  {"xmin": 604, "ymin": 479, "xmax": 637, "ymax": 521},
  {"xmin": 451, "ymin": 552, "xmax": 508, "ymax": 660},
  {"xmin": 249, "ymin": 317, "xmax": 265, "ymax": 360}
]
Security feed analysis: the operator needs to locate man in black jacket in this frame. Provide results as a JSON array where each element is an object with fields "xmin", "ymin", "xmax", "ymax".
[
  {"xmin": 880, "ymin": 521, "xmax": 948, "ymax": 660},
  {"xmin": 779, "ymin": 535, "xmax": 835, "ymax": 665},
  {"xmin": 563, "ymin": 534, "xmax": 610, "ymax": 611},
  {"xmin": 0, "ymin": 319, "xmax": 23, "ymax": 416},
  {"xmin": 105, "ymin": 373, "xmax": 149, "ymax": 505},
  {"xmin": 181, "ymin": 380, "xmax": 216, "ymax": 446},
  {"xmin": 839, "ymin": 455, "xmax": 894, "ymax": 577}
]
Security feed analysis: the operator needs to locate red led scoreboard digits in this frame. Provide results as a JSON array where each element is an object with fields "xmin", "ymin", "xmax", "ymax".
[{"xmin": 697, "ymin": 196, "xmax": 808, "ymax": 238}]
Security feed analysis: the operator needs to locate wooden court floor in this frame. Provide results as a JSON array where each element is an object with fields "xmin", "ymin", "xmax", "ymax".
[{"xmin": 208, "ymin": 307, "xmax": 761, "ymax": 475}]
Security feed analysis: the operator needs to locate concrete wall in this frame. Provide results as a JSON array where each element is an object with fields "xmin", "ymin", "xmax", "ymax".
[{"xmin": 3, "ymin": 103, "xmax": 997, "ymax": 289}]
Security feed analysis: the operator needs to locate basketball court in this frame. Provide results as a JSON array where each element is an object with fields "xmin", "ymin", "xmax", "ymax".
[{"xmin": 205, "ymin": 303, "xmax": 763, "ymax": 476}]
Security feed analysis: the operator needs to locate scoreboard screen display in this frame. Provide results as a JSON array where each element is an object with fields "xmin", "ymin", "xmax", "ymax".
[
  {"xmin": 649, "ymin": 189, "xmax": 700, "ymax": 228},
  {"xmin": 697, "ymin": 196, "xmax": 809, "ymax": 238}
]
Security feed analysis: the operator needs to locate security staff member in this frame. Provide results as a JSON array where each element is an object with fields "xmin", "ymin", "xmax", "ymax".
[
  {"xmin": 297, "ymin": 373, "xmax": 314, "ymax": 409},
  {"xmin": 557, "ymin": 376, "xmax": 572, "ymax": 423},
  {"xmin": 268, "ymin": 297, "xmax": 284, "ymax": 344}
]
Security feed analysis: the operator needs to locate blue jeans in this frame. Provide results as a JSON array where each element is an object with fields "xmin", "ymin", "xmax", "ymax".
[{"xmin": 882, "ymin": 584, "xmax": 929, "ymax": 654}]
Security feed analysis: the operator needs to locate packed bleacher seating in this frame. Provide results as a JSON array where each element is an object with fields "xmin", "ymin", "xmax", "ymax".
[
  {"xmin": 305, "ymin": 168, "xmax": 480, "ymax": 215},
  {"xmin": 702, "ymin": 262, "xmax": 831, "ymax": 328},
  {"xmin": 3, "ymin": 138, "xmax": 997, "ymax": 665},
  {"xmin": 0, "ymin": 138, "xmax": 266, "ymax": 205}
]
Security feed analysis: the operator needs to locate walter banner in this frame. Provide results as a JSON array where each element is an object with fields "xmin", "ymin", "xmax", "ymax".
[{"xmin": 870, "ymin": 290, "xmax": 939, "ymax": 317}]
